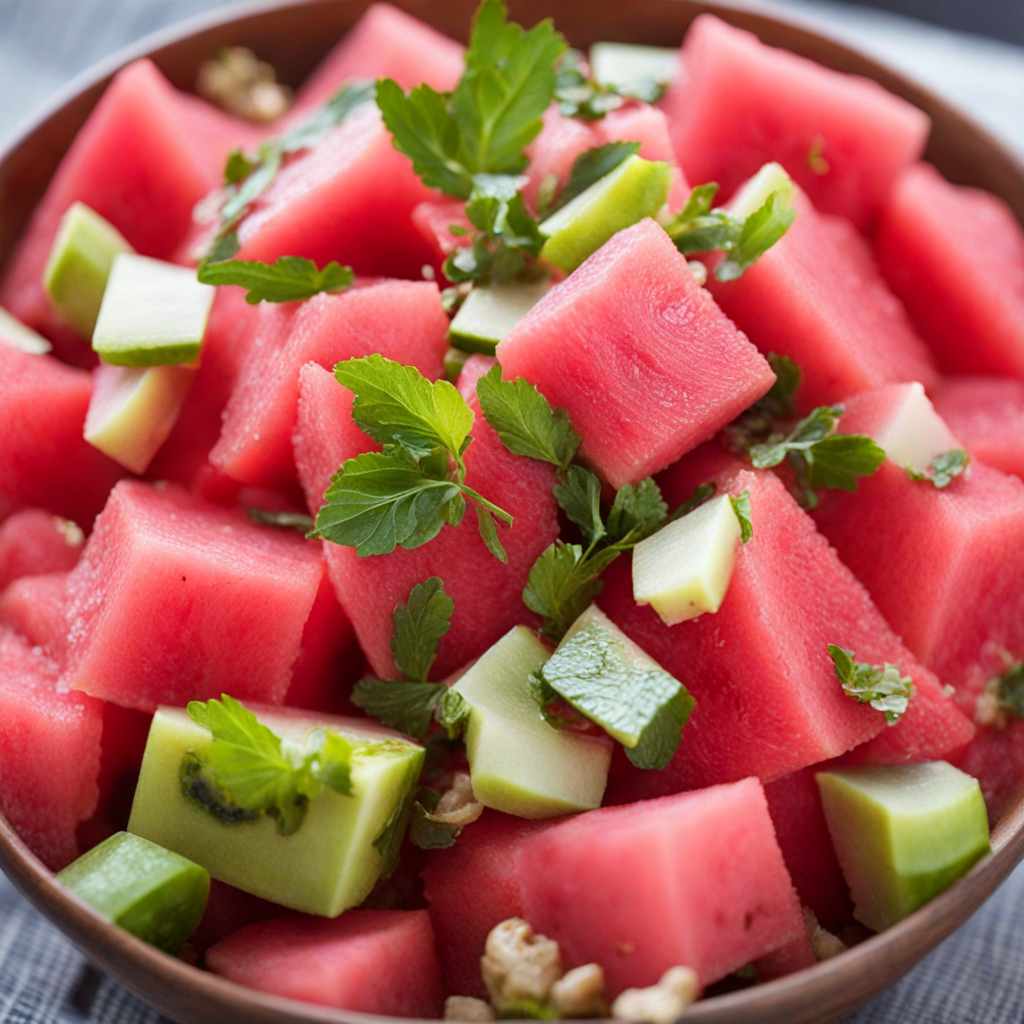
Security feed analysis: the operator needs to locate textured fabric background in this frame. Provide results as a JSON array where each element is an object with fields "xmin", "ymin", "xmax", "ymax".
[{"xmin": 1, "ymin": 0, "xmax": 1024, "ymax": 1021}]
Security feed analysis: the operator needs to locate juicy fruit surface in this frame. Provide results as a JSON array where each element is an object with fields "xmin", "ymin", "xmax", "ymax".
[
  {"xmin": 128, "ymin": 706, "xmax": 423, "ymax": 917},
  {"xmin": 933, "ymin": 376, "xmax": 1024, "ymax": 481},
  {"xmin": 205, "ymin": 909, "xmax": 444, "ymax": 1016},
  {"xmin": 817, "ymin": 762, "xmax": 991, "ymax": 932},
  {"xmin": 0, "ymin": 509, "xmax": 82, "ymax": 591},
  {"xmin": 57, "ymin": 831, "xmax": 210, "ymax": 953},
  {"xmin": 0, "ymin": 572, "xmax": 71, "ymax": 663},
  {"xmin": 64, "ymin": 480, "xmax": 323, "ymax": 711},
  {"xmin": 498, "ymin": 219, "xmax": 775, "ymax": 490}
]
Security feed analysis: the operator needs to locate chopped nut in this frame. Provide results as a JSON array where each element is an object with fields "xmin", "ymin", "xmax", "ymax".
[
  {"xmin": 551, "ymin": 963, "xmax": 607, "ymax": 1018},
  {"xmin": 445, "ymin": 996, "xmax": 496, "ymax": 1022},
  {"xmin": 610, "ymin": 966, "xmax": 700, "ymax": 1024},
  {"xmin": 687, "ymin": 260, "xmax": 708, "ymax": 287},
  {"xmin": 196, "ymin": 47, "xmax": 293, "ymax": 123},
  {"xmin": 802, "ymin": 907, "xmax": 847, "ymax": 962},
  {"xmin": 481, "ymin": 918, "xmax": 563, "ymax": 1013},
  {"xmin": 975, "ymin": 679, "xmax": 1008, "ymax": 729},
  {"xmin": 434, "ymin": 772, "xmax": 484, "ymax": 826}
]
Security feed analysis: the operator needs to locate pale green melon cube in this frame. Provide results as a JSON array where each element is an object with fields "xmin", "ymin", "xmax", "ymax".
[
  {"xmin": 0, "ymin": 305, "xmax": 51, "ymax": 354},
  {"xmin": 726, "ymin": 162, "xmax": 794, "ymax": 220},
  {"xmin": 589, "ymin": 42, "xmax": 679, "ymax": 89},
  {"xmin": 872, "ymin": 382, "xmax": 962, "ymax": 475},
  {"xmin": 449, "ymin": 280, "xmax": 551, "ymax": 354}
]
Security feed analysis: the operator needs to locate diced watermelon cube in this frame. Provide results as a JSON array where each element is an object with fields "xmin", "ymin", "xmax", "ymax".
[
  {"xmin": 0, "ymin": 572, "xmax": 70, "ymax": 663},
  {"xmin": 213, "ymin": 281, "xmax": 448, "ymax": 488},
  {"xmin": 523, "ymin": 106, "xmax": 600, "ymax": 209},
  {"xmin": 230, "ymin": 106, "xmax": 438, "ymax": 280},
  {"xmin": 600, "ymin": 468, "xmax": 958, "ymax": 802},
  {"xmin": 705, "ymin": 188, "xmax": 938, "ymax": 412},
  {"xmin": 764, "ymin": 768, "xmax": 853, "ymax": 932},
  {"xmin": 0, "ymin": 347, "xmax": 123, "ymax": 528},
  {"xmin": 294, "ymin": 360, "xmax": 559, "ymax": 680},
  {"xmin": 64, "ymin": 480, "xmax": 322, "ymax": 712},
  {"xmin": 498, "ymin": 218, "xmax": 775, "ymax": 489},
  {"xmin": 0, "ymin": 508, "xmax": 82, "ymax": 589},
  {"xmin": 662, "ymin": 15, "xmax": 929, "ymax": 231},
  {"xmin": 0, "ymin": 59, "xmax": 254, "ymax": 350},
  {"xmin": 411, "ymin": 199, "xmax": 474, "ymax": 271},
  {"xmin": 205, "ymin": 910, "xmax": 445, "ymax": 1016},
  {"xmin": 0, "ymin": 627, "xmax": 102, "ymax": 869},
  {"xmin": 813, "ymin": 402, "xmax": 1024, "ymax": 707},
  {"xmin": 290, "ymin": 4, "xmax": 464, "ymax": 118},
  {"xmin": 190, "ymin": 878, "xmax": 290, "ymax": 956},
  {"xmin": 518, "ymin": 781, "xmax": 808, "ymax": 993},
  {"xmin": 952, "ymin": 724, "xmax": 1024, "ymax": 824},
  {"xmin": 932, "ymin": 376, "xmax": 1024, "ymax": 482},
  {"xmin": 875, "ymin": 162, "xmax": 1024, "ymax": 377}
]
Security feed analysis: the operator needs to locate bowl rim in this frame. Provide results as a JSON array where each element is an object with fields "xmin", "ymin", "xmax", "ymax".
[{"xmin": 2, "ymin": 2, "xmax": 1024, "ymax": 1023}]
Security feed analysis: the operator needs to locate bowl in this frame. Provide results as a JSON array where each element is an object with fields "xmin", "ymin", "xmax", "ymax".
[{"xmin": 2, "ymin": 2, "xmax": 1024, "ymax": 1022}]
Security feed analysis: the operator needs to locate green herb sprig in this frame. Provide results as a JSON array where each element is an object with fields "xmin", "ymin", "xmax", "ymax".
[
  {"xmin": 907, "ymin": 449, "xmax": 970, "ymax": 489},
  {"xmin": 553, "ymin": 49, "xmax": 666, "ymax": 121},
  {"xmin": 827, "ymin": 645, "xmax": 913, "ymax": 724},
  {"xmin": 197, "ymin": 256, "xmax": 354, "ymax": 304}
]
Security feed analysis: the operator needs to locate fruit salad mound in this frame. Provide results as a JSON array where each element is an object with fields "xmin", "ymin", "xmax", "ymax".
[{"xmin": 2, "ymin": 0, "xmax": 1023, "ymax": 1018}]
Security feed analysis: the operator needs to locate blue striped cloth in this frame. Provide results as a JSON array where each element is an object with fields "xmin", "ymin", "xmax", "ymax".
[{"xmin": 2, "ymin": 1, "xmax": 1024, "ymax": 1020}]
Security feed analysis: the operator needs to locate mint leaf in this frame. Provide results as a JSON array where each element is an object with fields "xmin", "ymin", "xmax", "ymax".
[
  {"xmin": 436, "ymin": 689, "xmax": 472, "ymax": 737},
  {"xmin": 554, "ymin": 465, "xmax": 605, "ymax": 547},
  {"xmin": 334, "ymin": 355, "xmax": 475, "ymax": 471},
  {"xmin": 605, "ymin": 478, "xmax": 668, "ymax": 547},
  {"xmin": 197, "ymin": 256, "xmax": 354, "ymax": 304},
  {"xmin": 828, "ymin": 645, "xmax": 913, "ymax": 724},
  {"xmin": 476, "ymin": 365, "xmax": 580, "ymax": 471},
  {"xmin": 730, "ymin": 490, "xmax": 753, "ymax": 543},
  {"xmin": 391, "ymin": 577, "xmax": 453, "ymax": 683},
  {"xmin": 184, "ymin": 695, "xmax": 354, "ymax": 836},
  {"xmin": 550, "ymin": 142, "xmax": 640, "ymax": 213},
  {"xmin": 907, "ymin": 449, "xmax": 970, "ymax": 489},
  {"xmin": 664, "ymin": 184, "xmax": 740, "ymax": 256},
  {"xmin": 310, "ymin": 452, "xmax": 463, "ymax": 556},
  {"xmin": 246, "ymin": 508, "xmax": 315, "ymax": 532},
  {"xmin": 278, "ymin": 79, "xmax": 377, "ymax": 154},
  {"xmin": 717, "ymin": 186, "xmax": 797, "ymax": 282},
  {"xmin": 553, "ymin": 49, "xmax": 659, "ymax": 121},
  {"xmin": 523, "ymin": 542, "xmax": 604, "ymax": 644},
  {"xmin": 352, "ymin": 679, "xmax": 448, "ymax": 739},
  {"xmin": 537, "ymin": 619, "xmax": 694, "ymax": 770}
]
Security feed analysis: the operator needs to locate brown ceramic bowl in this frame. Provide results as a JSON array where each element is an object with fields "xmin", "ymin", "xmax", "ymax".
[{"xmin": 3, "ymin": 2, "xmax": 1024, "ymax": 1022}]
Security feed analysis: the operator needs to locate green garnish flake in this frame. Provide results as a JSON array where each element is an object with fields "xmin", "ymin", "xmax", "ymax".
[
  {"xmin": 409, "ymin": 777, "xmax": 482, "ymax": 851},
  {"xmin": 906, "ymin": 449, "xmax": 970, "ymax": 489},
  {"xmin": 524, "ymin": 542, "xmax": 607, "ymax": 645},
  {"xmin": 197, "ymin": 256, "xmax": 354, "ymax": 304},
  {"xmin": 309, "ymin": 356, "xmax": 512, "ymax": 560},
  {"xmin": 351, "ymin": 578, "xmax": 469, "ymax": 741},
  {"xmin": 664, "ymin": 179, "xmax": 796, "ymax": 281},
  {"xmin": 184, "ymin": 695, "xmax": 353, "ymax": 836},
  {"xmin": 992, "ymin": 662, "xmax": 1024, "ymax": 722},
  {"xmin": 827, "ymin": 645, "xmax": 914, "ymax": 724},
  {"xmin": 539, "ymin": 141, "xmax": 640, "ymax": 218},
  {"xmin": 246, "ymin": 508, "xmax": 315, "ymax": 532},
  {"xmin": 554, "ymin": 49, "xmax": 665, "ymax": 121},
  {"xmin": 536, "ymin": 618, "xmax": 694, "ymax": 769},
  {"xmin": 730, "ymin": 490, "xmax": 754, "ymax": 544}
]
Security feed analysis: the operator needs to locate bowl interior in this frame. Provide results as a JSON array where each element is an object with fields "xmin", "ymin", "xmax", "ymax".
[{"xmin": 2, "ymin": 3, "xmax": 1024, "ymax": 1023}]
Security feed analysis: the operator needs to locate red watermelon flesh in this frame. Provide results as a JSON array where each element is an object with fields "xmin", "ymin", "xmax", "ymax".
[
  {"xmin": 213, "ymin": 281, "xmax": 448, "ymax": 488},
  {"xmin": 518, "ymin": 780, "xmax": 809, "ymax": 993},
  {"xmin": 298, "ymin": 362, "xmax": 559, "ymax": 680},
  {"xmin": 190, "ymin": 879, "xmax": 291, "ymax": 956},
  {"xmin": 600, "ymin": 469, "xmax": 930, "ymax": 803},
  {"xmin": 654, "ymin": 440, "xmax": 747, "ymax": 510},
  {"xmin": 0, "ymin": 508, "xmax": 82, "ymax": 590},
  {"xmin": 875, "ymin": 162, "xmax": 1024, "ymax": 377},
  {"xmin": 456, "ymin": 353, "xmax": 498, "ymax": 393},
  {"xmin": 411, "ymin": 199, "xmax": 474, "ymax": 271},
  {"xmin": 0, "ymin": 59, "xmax": 253, "ymax": 349},
  {"xmin": 523, "ymin": 106, "xmax": 600, "ymax": 209},
  {"xmin": 205, "ymin": 909, "xmax": 445, "ymax": 1016},
  {"xmin": 64, "ymin": 480, "xmax": 322, "ymax": 712},
  {"xmin": 290, "ymin": 4, "xmax": 464, "ymax": 119},
  {"xmin": 0, "ymin": 347, "xmax": 123, "ymax": 528},
  {"xmin": 764, "ymin": 768, "xmax": 854, "ymax": 933},
  {"xmin": 812, "ymin": 389, "xmax": 1024, "ymax": 703},
  {"xmin": 662, "ymin": 14, "xmax": 929, "ymax": 231},
  {"xmin": 0, "ymin": 627, "xmax": 102, "ymax": 870},
  {"xmin": 285, "ymin": 560, "xmax": 363, "ymax": 716},
  {"xmin": 146, "ymin": 287, "xmax": 271, "ymax": 488},
  {"xmin": 932, "ymin": 377, "xmax": 1024, "ymax": 482},
  {"xmin": 0, "ymin": 572, "xmax": 70, "ymax": 664},
  {"xmin": 705, "ymin": 188, "xmax": 938, "ymax": 413},
  {"xmin": 421, "ymin": 812, "xmax": 550, "ymax": 999},
  {"xmin": 498, "ymin": 218, "xmax": 775, "ymax": 490},
  {"xmin": 952, "ymin": 724, "xmax": 1024, "ymax": 824},
  {"xmin": 232, "ymin": 106, "xmax": 438, "ymax": 280}
]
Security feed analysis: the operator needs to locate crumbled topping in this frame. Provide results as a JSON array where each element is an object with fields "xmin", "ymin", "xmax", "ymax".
[
  {"xmin": 53, "ymin": 517, "xmax": 84, "ymax": 548},
  {"xmin": 196, "ymin": 47, "xmax": 293, "ymax": 123},
  {"xmin": 687, "ymin": 261, "xmax": 708, "ymax": 287},
  {"xmin": 551, "ymin": 963, "xmax": 607, "ymax": 1018},
  {"xmin": 802, "ymin": 907, "xmax": 847, "ymax": 962},
  {"xmin": 444, "ymin": 996, "xmax": 497, "ymax": 1022},
  {"xmin": 975, "ymin": 677, "xmax": 1008, "ymax": 729},
  {"xmin": 481, "ymin": 918, "xmax": 563, "ymax": 1013},
  {"xmin": 434, "ymin": 772, "xmax": 484, "ymax": 827},
  {"xmin": 610, "ymin": 966, "xmax": 700, "ymax": 1024}
]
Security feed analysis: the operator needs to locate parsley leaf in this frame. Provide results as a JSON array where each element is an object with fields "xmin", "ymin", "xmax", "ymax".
[
  {"xmin": 475, "ymin": 365, "xmax": 580, "ymax": 471},
  {"xmin": 605, "ymin": 478, "xmax": 668, "ymax": 547},
  {"xmin": 907, "ymin": 449, "xmax": 970, "ymax": 489},
  {"xmin": 724, "ymin": 353, "xmax": 802, "ymax": 454},
  {"xmin": 730, "ymin": 490, "xmax": 754, "ymax": 543},
  {"xmin": 717, "ymin": 186, "xmax": 797, "ymax": 282},
  {"xmin": 184, "ymin": 695, "xmax": 353, "ymax": 836},
  {"xmin": 277, "ymin": 80, "xmax": 378, "ymax": 154},
  {"xmin": 352, "ymin": 679, "xmax": 450, "ymax": 739},
  {"xmin": 392, "ymin": 576, "xmax": 454, "ymax": 683},
  {"xmin": 546, "ymin": 141, "xmax": 640, "ymax": 215},
  {"xmin": 553, "ymin": 465, "xmax": 605, "ymax": 546},
  {"xmin": 536, "ymin": 617, "xmax": 694, "ymax": 770},
  {"xmin": 524, "ymin": 543, "xmax": 605, "ymax": 644},
  {"xmin": 197, "ymin": 256, "xmax": 354, "ymax": 304},
  {"xmin": 827, "ymin": 645, "xmax": 914, "ymax": 724},
  {"xmin": 553, "ymin": 49, "xmax": 664, "ymax": 121}
]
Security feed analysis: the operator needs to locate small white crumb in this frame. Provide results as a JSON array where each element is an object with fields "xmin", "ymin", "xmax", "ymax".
[
  {"xmin": 481, "ymin": 918, "xmax": 562, "ymax": 1014},
  {"xmin": 687, "ymin": 260, "xmax": 708, "ymax": 287},
  {"xmin": 551, "ymin": 963, "xmax": 607, "ymax": 1018},
  {"xmin": 444, "ymin": 996, "xmax": 496, "ymax": 1022},
  {"xmin": 610, "ymin": 966, "xmax": 700, "ymax": 1024}
]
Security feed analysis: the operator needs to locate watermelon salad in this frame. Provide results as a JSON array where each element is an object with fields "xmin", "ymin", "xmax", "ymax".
[{"xmin": 3, "ymin": 1, "xmax": 1024, "ymax": 1018}]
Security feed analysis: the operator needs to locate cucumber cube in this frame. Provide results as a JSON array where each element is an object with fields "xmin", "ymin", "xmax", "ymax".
[
  {"xmin": 453, "ymin": 625, "xmax": 612, "ymax": 819},
  {"xmin": 631, "ymin": 493, "xmax": 742, "ymax": 625},
  {"xmin": 56, "ymin": 831, "xmax": 209, "ymax": 954},
  {"xmin": 726, "ymin": 162, "xmax": 794, "ymax": 221},
  {"xmin": 448, "ymin": 280, "xmax": 551, "ymax": 354},
  {"xmin": 43, "ymin": 202, "xmax": 133, "ymax": 340},
  {"xmin": 589, "ymin": 42, "xmax": 679, "ymax": 90},
  {"xmin": 816, "ymin": 762, "xmax": 991, "ymax": 932},
  {"xmin": 539, "ymin": 155, "xmax": 672, "ymax": 274},
  {"xmin": 871, "ymin": 382, "xmax": 962, "ymax": 475},
  {"xmin": 85, "ymin": 363, "xmax": 195, "ymax": 474},
  {"xmin": 128, "ymin": 707, "xmax": 423, "ymax": 917},
  {"xmin": 0, "ymin": 305, "xmax": 51, "ymax": 354},
  {"xmin": 92, "ymin": 254, "xmax": 215, "ymax": 367}
]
